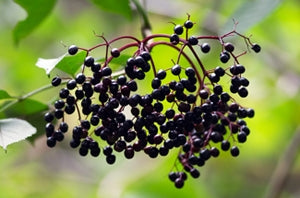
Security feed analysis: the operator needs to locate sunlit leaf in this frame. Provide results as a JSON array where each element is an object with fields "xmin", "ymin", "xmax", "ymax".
[
  {"xmin": 4, "ymin": 99, "xmax": 48, "ymax": 116},
  {"xmin": 90, "ymin": 0, "xmax": 132, "ymax": 19},
  {"xmin": 221, "ymin": 0, "xmax": 282, "ymax": 33},
  {"xmin": 0, "ymin": 90, "xmax": 13, "ymax": 100},
  {"xmin": 0, "ymin": 118, "xmax": 36, "ymax": 150},
  {"xmin": 13, "ymin": 0, "xmax": 57, "ymax": 45},
  {"xmin": 36, "ymin": 51, "xmax": 87, "ymax": 76}
]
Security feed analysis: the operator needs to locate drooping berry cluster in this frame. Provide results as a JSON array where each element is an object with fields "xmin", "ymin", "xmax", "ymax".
[{"xmin": 44, "ymin": 16, "xmax": 260, "ymax": 188}]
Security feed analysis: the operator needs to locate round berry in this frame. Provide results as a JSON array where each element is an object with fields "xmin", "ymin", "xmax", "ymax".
[
  {"xmin": 221, "ymin": 140, "xmax": 230, "ymax": 151},
  {"xmin": 190, "ymin": 168, "xmax": 200, "ymax": 178},
  {"xmin": 47, "ymin": 137, "xmax": 56, "ymax": 148},
  {"xmin": 201, "ymin": 43, "xmax": 210, "ymax": 53},
  {"xmin": 101, "ymin": 67, "xmax": 112, "ymax": 76},
  {"xmin": 214, "ymin": 66, "xmax": 225, "ymax": 77},
  {"xmin": 111, "ymin": 48, "xmax": 120, "ymax": 57},
  {"xmin": 170, "ymin": 34, "xmax": 180, "ymax": 45},
  {"xmin": 140, "ymin": 51, "xmax": 151, "ymax": 61},
  {"xmin": 188, "ymin": 36, "xmax": 198, "ymax": 45},
  {"xmin": 75, "ymin": 73, "xmax": 86, "ymax": 84},
  {"xmin": 156, "ymin": 69, "xmax": 166, "ymax": 80},
  {"xmin": 174, "ymin": 178, "xmax": 184, "ymax": 188},
  {"xmin": 84, "ymin": 56, "xmax": 94, "ymax": 67},
  {"xmin": 51, "ymin": 76, "xmax": 61, "ymax": 87},
  {"xmin": 44, "ymin": 112, "xmax": 54, "ymax": 122},
  {"xmin": 174, "ymin": 24, "xmax": 184, "ymax": 35},
  {"xmin": 238, "ymin": 87, "xmax": 248, "ymax": 98},
  {"xmin": 68, "ymin": 45, "xmax": 78, "ymax": 55},
  {"xmin": 106, "ymin": 154, "xmax": 116, "ymax": 164},
  {"xmin": 230, "ymin": 146, "xmax": 240, "ymax": 157},
  {"xmin": 184, "ymin": 20, "xmax": 194, "ymax": 29},
  {"xmin": 224, "ymin": 42, "xmax": 235, "ymax": 52},
  {"xmin": 171, "ymin": 64, "xmax": 181, "ymax": 75},
  {"xmin": 67, "ymin": 79, "xmax": 77, "ymax": 90},
  {"xmin": 251, "ymin": 43, "xmax": 261, "ymax": 53},
  {"xmin": 220, "ymin": 51, "xmax": 230, "ymax": 63}
]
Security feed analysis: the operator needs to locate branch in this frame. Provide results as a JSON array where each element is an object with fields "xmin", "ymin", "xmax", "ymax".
[{"xmin": 131, "ymin": 0, "xmax": 152, "ymax": 38}]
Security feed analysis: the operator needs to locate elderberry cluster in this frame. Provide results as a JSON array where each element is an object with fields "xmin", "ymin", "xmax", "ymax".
[{"xmin": 44, "ymin": 16, "xmax": 260, "ymax": 188}]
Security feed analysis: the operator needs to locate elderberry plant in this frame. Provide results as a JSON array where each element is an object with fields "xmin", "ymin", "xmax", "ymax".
[{"xmin": 44, "ymin": 16, "xmax": 260, "ymax": 188}]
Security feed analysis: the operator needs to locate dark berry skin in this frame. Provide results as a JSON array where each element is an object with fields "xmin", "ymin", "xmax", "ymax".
[
  {"xmin": 84, "ymin": 56, "xmax": 95, "ymax": 67},
  {"xmin": 184, "ymin": 20, "xmax": 194, "ymax": 29},
  {"xmin": 68, "ymin": 45, "xmax": 78, "ymax": 55},
  {"xmin": 111, "ymin": 48, "xmax": 120, "ymax": 57},
  {"xmin": 174, "ymin": 25, "xmax": 184, "ymax": 35},
  {"xmin": 51, "ymin": 77, "xmax": 61, "ymax": 87},
  {"xmin": 188, "ymin": 36, "xmax": 198, "ymax": 45},
  {"xmin": 220, "ymin": 51, "xmax": 230, "ymax": 63},
  {"xmin": 47, "ymin": 137, "xmax": 56, "ymax": 148},
  {"xmin": 171, "ymin": 64, "xmax": 181, "ymax": 75},
  {"xmin": 224, "ymin": 42, "xmax": 235, "ymax": 52},
  {"xmin": 230, "ymin": 146, "xmax": 240, "ymax": 157},
  {"xmin": 75, "ymin": 73, "xmax": 86, "ymax": 84},
  {"xmin": 67, "ymin": 79, "xmax": 77, "ymax": 90},
  {"xmin": 201, "ymin": 43, "xmax": 210, "ymax": 53},
  {"xmin": 251, "ymin": 43, "xmax": 261, "ymax": 53},
  {"xmin": 170, "ymin": 34, "xmax": 180, "ymax": 45}
]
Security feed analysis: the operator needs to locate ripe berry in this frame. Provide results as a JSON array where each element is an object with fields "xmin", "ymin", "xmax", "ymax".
[
  {"xmin": 214, "ymin": 66, "xmax": 225, "ymax": 77},
  {"xmin": 44, "ymin": 112, "xmax": 54, "ymax": 122},
  {"xmin": 101, "ymin": 67, "xmax": 112, "ymax": 76},
  {"xmin": 47, "ymin": 137, "xmax": 56, "ymax": 148},
  {"xmin": 237, "ymin": 131, "xmax": 247, "ymax": 143},
  {"xmin": 68, "ymin": 45, "xmax": 78, "ymax": 55},
  {"xmin": 201, "ymin": 43, "xmax": 210, "ymax": 53},
  {"xmin": 224, "ymin": 42, "xmax": 235, "ymax": 52},
  {"xmin": 220, "ymin": 51, "xmax": 230, "ymax": 63},
  {"xmin": 111, "ymin": 48, "xmax": 120, "ymax": 57},
  {"xmin": 75, "ymin": 73, "xmax": 86, "ymax": 84},
  {"xmin": 51, "ymin": 76, "xmax": 61, "ymax": 87},
  {"xmin": 84, "ymin": 56, "xmax": 94, "ymax": 67},
  {"xmin": 171, "ymin": 64, "xmax": 181, "ymax": 75},
  {"xmin": 156, "ymin": 69, "xmax": 166, "ymax": 79},
  {"xmin": 251, "ymin": 43, "xmax": 261, "ymax": 53},
  {"xmin": 230, "ymin": 146, "xmax": 240, "ymax": 157},
  {"xmin": 184, "ymin": 20, "xmax": 194, "ymax": 29},
  {"xmin": 140, "ymin": 51, "xmax": 151, "ymax": 61},
  {"xmin": 238, "ymin": 87, "xmax": 248, "ymax": 98},
  {"xmin": 174, "ymin": 25, "xmax": 184, "ymax": 35},
  {"xmin": 174, "ymin": 178, "xmax": 184, "ymax": 188},
  {"xmin": 221, "ymin": 140, "xmax": 230, "ymax": 151},
  {"xmin": 185, "ymin": 67, "xmax": 195, "ymax": 77},
  {"xmin": 59, "ymin": 88, "xmax": 69, "ymax": 99},
  {"xmin": 170, "ymin": 34, "xmax": 180, "ymax": 44},
  {"xmin": 151, "ymin": 77, "xmax": 161, "ymax": 89},
  {"xmin": 190, "ymin": 168, "xmax": 200, "ymax": 178},
  {"xmin": 67, "ymin": 79, "xmax": 77, "ymax": 90},
  {"xmin": 106, "ymin": 154, "xmax": 116, "ymax": 164},
  {"xmin": 188, "ymin": 36, "xmax": 198, "ymax": 45}
]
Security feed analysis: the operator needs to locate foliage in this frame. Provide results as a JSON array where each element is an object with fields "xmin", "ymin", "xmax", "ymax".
[{"xmin": 0, "ymin": 0, "xmax": 299, "ymax": 197}]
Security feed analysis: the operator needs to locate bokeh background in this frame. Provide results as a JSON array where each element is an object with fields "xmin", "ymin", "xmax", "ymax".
[{"xmin": 0, "ymin": 0, "xmax": 299, "ymax": 197}]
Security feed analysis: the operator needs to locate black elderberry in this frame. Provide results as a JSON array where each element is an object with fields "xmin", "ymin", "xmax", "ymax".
[
  {"xmin": 67, "ymin": 79, "xmax": 77, "ymax": 90},
  {"xmin": 230, "ymin": 146, "xmax": 240, "ymax": 157},
  {"xmin": 151, "ymin": 77, "xmax": 161, "ymax": 89},
  {"xmin": 201, "ymin": 43, "xmax": 210, "ymax": 53},
  {"xmin": 51, "ymin": 76, "xmax": 61, "ymax": 87},
  {"xmin": 148, "ymin": 147, "xmax": 159, "ymax": 158},
  {"xmin": 66, "ymin": 96, "xmax": 76, "ymax": 106},
  {"xmin": 230, "ymin": 65, "xmax": 239, "ymax": 75},
  {"xmin": 103, "ymin": 146, "xmax": 113, "ymax": 156},
  {"xmin": 199, "ymin": 89, "xmax": 209, "ymax": 99},
  {"xmin": 169, "ymin": 172, "xmax": 178, "ymax": 182},
  {"xmin": 90, "ymin": 115, "xmax": 100, "ymax": 126},
  {"xmin": 175, "ymin": 178, "xmax": 184, "ymax": 189},
  {"xmin": 224, "ymin": 42, "xmax": 235, "ymax": 52},
  {"xmin": 170, "ymin": 34, "xmax": 180, "ymax": 44},
  {"xmin": 156, "ymin": 69, "xmax": 166, "ymax": 80},
  {"xmin": 75, "ymin": 73, "xmax": 86, "ymax": 84},
  {"xmin": 102, "ymin": 67, "xmax": 112, "ymax": 76},
  {"xmin": 214, "ymin": 66, "xmax": 225, "ymax": 77},
  {"xmin": 188, "ymin": 36, "xmax": 198, "ymax": 45},
  {"xmin": 75, "ymin": 89, "xmax": 84, "ymax": 100},
  {"xmin": 59, "ymin": 122, "xmax": 68, "ymax": 133},
  {"xmin": 54, "ymin": 109, "xmax": 64, "ymax": 119},
  {"xmin": 111, "ymin": 48, "xmax": 120, "ymax": 57},
  {"xmin": 251, "ymin": 43, "xmax": 261, "ymax": 53},
  {"xmin": 127, "ymin": 80, "xmax": 138, "ymax": 91},
  {"xmin": 79, "ymin": 146, "xmax": 89, "ymax": 156},
  {"xmin": 53, "ymin": 131, "xmax": 64, "ymax": 141},
  {"xmin": 238, "ymin": 87, "xmax": 248, "ymax": 98},
  {"xmin": 84, "ymin": 56, "xmax": 94, "ymax": 67},
  {"xmin": 47, "ymin": 137, "xmax": 56, "ymax": 148},
  {"xmin": 70, "ymin": 139, "xmax": 80, "ymax": 148},
  {"xmin": 65, "ymin": 105, "xmax": 75, "ymax": 114},
  {"xmin": 237, "ymin": 131, "xmax": 247, "ymax": 143},
  {"xmin": 200, "ymin": 148, "xmax": 211, "ymax": 161},
  {"xmin": 68, "ymin": 45, "xmax": 78, "ymax": 55},
  {"xmin": 185, "ymin": 67, "xmax": 195, "ymax": 77},
  {"xmin": 174, "ymin": 24, "xmax": 184, "ymax": 35},
  {"xmin": 247, "ymin": 108, "xmax": 255, "ymax": 118},
  {"xmin": 236, "ymin": 64, "xmax": 246, "ymax": 74},
  {"xmin": 91, "ymin": 147, "xmax": 101, "ymax": 157},
  {"xmin": 240, "ymin": 77, "xmax": 249, "ymax": 87},
  {"xmin": 45, "ymin": 123, "xmax": 54, "ymax": 136},
  {"xmin": 171, "ymin": 64, "xmax": 181, "ymax": 75},
  {"xmin": 124, "ymin": 147, "xmax": 135, "ymax": 159},
  {"xmin": 210, "ymin": 147, "xmax": 220, "ymax": 157},
  {"xmin": 190, "ymin": 168, "xmax": 200, "ymax": 178},
  {"xmin": 140, "ymin": 51, "xmax": 151, "ymax": 61},
  {"xmin": 220, "ymin": 51, "xmax": 230, "ymax": 63},
  {"xmin": 44, "ymin": 112, "xmax": 54, "ymax": 122},
  {"xmin": 209, "ymin": 73, "xmax": 220, "ymax": 83},
  {"xmin": 159, "ymin": 146, "xmax": 169, "ymax": 156},
  {"xmin": 221, "ymin": 140, "xmax": 230, "ymax": 151},
  {"xmin": 213, "ymin": 84, "xmax": 223, "ymax": 95},
  {"xmin": 91, "ymin": 63, "xmax": 101, "ymax": 73},
  {"xmin": 184, "ymin": 20, "xmax": 194, "ymax": 29}
]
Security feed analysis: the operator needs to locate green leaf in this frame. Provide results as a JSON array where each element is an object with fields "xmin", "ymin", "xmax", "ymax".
[
  {"xmin": 0, "ymin": 118, "xmax": 36, "ymax": 150},
  {"xmin": 13, "ymin": 0, "xmax": 57, "ymax": 45},
  {"xmin": 4, "ymin": 99, "xmax": 48, "ymax": 116},
  {"xmin": 0, "ymin": 90, "xmax": 13, "ymax": 100},
  {"xmin": 90, "ymin": 0, "xmax": 132, "ymax": 19},
  {"xmin": 221, "ymin": 0, "xmax": 282, "ymax": 33},
  {"xmin": 36, "ymin": 51, "xmax": 87, "ymax": 76}
]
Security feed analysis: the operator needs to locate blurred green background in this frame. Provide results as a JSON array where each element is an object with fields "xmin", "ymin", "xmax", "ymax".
[{"xmin": 0, "ymin": 0, "xmax": 300, "ymax": 197}]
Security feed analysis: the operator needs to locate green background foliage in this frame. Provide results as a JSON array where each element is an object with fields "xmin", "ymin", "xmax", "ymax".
[{"xmin": 0, "ymin": 0, "xmax": 300, "ymax": 197}]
